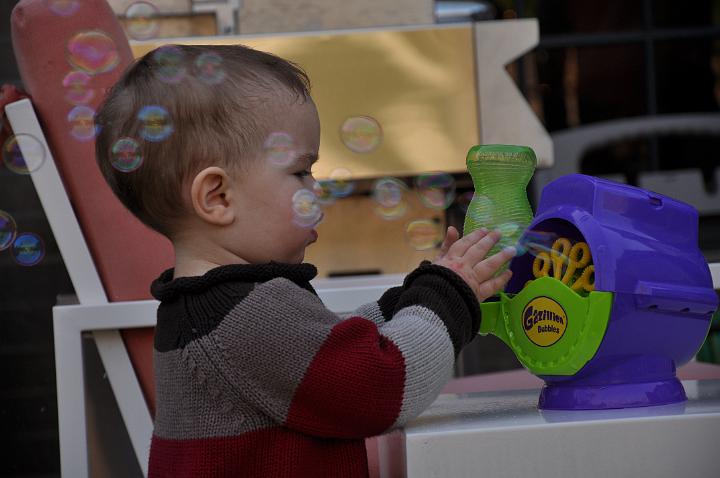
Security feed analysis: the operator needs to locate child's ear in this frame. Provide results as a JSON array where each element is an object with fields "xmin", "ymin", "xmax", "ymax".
[{"xmin": 190, "ymin": 167, "xmax": 235, "ymax": 226}]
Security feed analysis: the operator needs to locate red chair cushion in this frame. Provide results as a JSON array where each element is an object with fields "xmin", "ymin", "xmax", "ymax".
[{"xmin": 11, "ymin": 0, "xmax": 171, "ymax": 413}]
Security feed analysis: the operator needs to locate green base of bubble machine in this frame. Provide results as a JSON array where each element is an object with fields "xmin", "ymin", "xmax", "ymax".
[{"xmin": 478, "ymin": 276, "xmax": 613, "ymax": 377}]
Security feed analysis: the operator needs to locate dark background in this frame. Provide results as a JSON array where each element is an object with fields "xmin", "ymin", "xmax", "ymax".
[{"xmin": 2, "ymin": 0, "xmax": 720, "ymax": 476}]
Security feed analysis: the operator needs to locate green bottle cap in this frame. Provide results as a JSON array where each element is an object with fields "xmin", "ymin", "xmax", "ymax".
[{"xmin": 466, "ymin": 144, "xmax": 538, "ymax": 167}]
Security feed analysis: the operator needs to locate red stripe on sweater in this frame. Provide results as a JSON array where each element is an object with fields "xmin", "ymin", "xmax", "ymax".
[
  {"xmin": 148, "ymin": 426, "xmax": 368, "ymax": 478},
  {"xmin": 286, "ymin": 316, "xmax": 406, "ymax": 438}
]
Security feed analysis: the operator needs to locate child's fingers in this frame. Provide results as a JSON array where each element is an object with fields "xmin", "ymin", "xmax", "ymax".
[
  {"xmin": 464, "ymin": 229, "xmax": 502, "ymax": 264},
  {"xmin": 478, "ymin": 269, "xmax": 513, "ymax": 298},
  {"xmin": 449, "ymin": 227, "xmax": 488, "ymax": 257},
  {"xmin": 475, "ymin": 245, "xmax": 517, "ymax": 277},
  {"xmin": 436, "ymin": 226, "xmax": 459, "ymax": 259}
]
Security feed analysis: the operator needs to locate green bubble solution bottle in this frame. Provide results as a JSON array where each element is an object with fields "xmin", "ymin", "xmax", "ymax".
[{"xmin": 463, "ymin": 144, "xmax": 537, "ymax": 271}]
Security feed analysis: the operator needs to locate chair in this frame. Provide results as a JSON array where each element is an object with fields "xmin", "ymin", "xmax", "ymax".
[
  {"xmin": 7, "ymin": 0, "xmax": 553, "ymax": 476},
  {"xmin": 535, "ymin": 114, "xmax": 720, "ymax": 214}
]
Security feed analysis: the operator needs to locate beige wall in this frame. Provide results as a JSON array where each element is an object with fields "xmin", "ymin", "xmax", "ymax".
[
  {"xmin": 239, "ymin": 0, "xmax": 434, "ymax": 34},
  {"xmin": 108, "ymin": 0, "xmax": 191, "ymax": 15}
]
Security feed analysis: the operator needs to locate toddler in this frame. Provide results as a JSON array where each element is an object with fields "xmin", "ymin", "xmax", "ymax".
[{"xmin": 95, "ymin": 44, "xmax": 515, "ymax": 478}]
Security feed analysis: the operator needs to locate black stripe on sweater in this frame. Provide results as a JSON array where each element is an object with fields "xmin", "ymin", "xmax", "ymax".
[
  {"xmin": 154, "ymin": 281, "xmax": 255, "ymax": 352},
  {"xmin": 377, "ymin": 286, "xmax": 404, "ymax": 322},
  {"xmin": 397, "ymin": 261, "xmax": 481, "ymax": 357}
]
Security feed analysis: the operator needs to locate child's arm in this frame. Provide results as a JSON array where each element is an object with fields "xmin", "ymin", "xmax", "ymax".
[
  {"xmin": 350, "ymin": 227, "xmax": 509, "ymax": 326},
  {"xmin": 184, "ymin": 228, "xmax": 513, "ymax": 439}
]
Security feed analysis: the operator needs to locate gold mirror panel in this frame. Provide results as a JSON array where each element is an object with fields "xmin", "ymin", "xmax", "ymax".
[{"xmin": 131, "ymin": 25, "xmax": 479, "ymax": 180}]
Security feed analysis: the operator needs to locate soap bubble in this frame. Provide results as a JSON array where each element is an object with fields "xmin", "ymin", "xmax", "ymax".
[
  {"xmin": 138, "ymin": 105, "xmax": 173, "ymax": 142},
  {"xmin": 63, "ymin": 71, "xmax": 95, "ymax": 105},
  {"xmin": 465, "ymin": 194, "xmax": 494, "ymax": 226},
  {"xmin": 11, "ymin": 233, "xmax": 45, "ymax": 267},
  {"xmin": 2, "ymin": 134, "xmax": 46, "ymax": 174},
  {"xmin": 152, "ymin": 45, "xmax": 187, "ymax": 84},
  {"xmin": 67, "ymin": 30, "xmax": 120, "ymax": 75},
  {"xmin": 46, "ymin": 0, "xmax": 80, "ymax": 17},
  {"xmin": 68, "ymin": 105, "xmax": 99, "ymax": 142},
  {"xmin": 0, "ymin": 210, "xmax": 17, "ymax": 251},
  {"xmin": 495, "ymin": 222, "xmax": 521, "ymax": 248},
  {"xmin": 195, "ymin": 52, "xmax": 227, "ymax": 85},
  {"xmin": 263, "ymin": 132, "xmax": 296, "ymax": 167},
  {"xmin": 125, "ymin": 1, "xmax": 160, "ymax": 41},
  {"xmin": 326, "ymin": 168, "xmax": 355, "ymax": 198},
  {"xmin": 405, "ymin": 219, "xmax": 443, "ymax": 251},
  {"xmin": 340, "ymin": 116, "xmax": 382, "ymax": 153},
  {"xmin": 516, "ymin": 229, "xmax": 559, "ymax": 258},
  {"xmin": 312, "ymin": 180, "xmax": 335, "ymax": 205},
  {"xmin": 415, "ymin": 172, "xmax": 456, "ymax": 210},
  {"xmin": 111, "ymin": 138, "xmax": 143, "ymax": 172},
  {"xmin": 292, "ymin": 188, "xmax": 322, "ymax": 228},
  {"xmin": 372, "ymin": 177, "xmax": 408, "ymax": 220}
]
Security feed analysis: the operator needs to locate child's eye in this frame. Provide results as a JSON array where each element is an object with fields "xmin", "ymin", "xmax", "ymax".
[{"xmin": 294, "ymin": 170, "xmax": 312, "ymax": 178}]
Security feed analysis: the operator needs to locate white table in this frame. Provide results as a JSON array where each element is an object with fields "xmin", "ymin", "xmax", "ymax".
[{"xmin": 378, "ymin": 379, "xmax": 720, "ymax": 477}]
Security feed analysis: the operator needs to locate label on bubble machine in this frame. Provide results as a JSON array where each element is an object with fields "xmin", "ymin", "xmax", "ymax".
[{"xmin": 522, "ymin": 296, "xmax": 568, "ymax": 347}]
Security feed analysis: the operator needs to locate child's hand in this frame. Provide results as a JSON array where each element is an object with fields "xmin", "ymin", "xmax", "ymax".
[{"xmin": 433, "ymin": 226, "xmax": 516, "ymax": 303}]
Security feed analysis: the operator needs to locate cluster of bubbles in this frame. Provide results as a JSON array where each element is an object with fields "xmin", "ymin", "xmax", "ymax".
[
  {"xmin": 268, "ymin": 126, "xmax": 467, "ymax": 251},
  {"xmin": 59, "ymin": 15, "xmax": 121, "ymax": 147},
  {"xmin": 0, "ymin": 210, "xmax": 45, "ymax": 267},
  {"xmin": 151, "ymin": 46, "xmax": 228, "ymax": 86},
  {"xmin": 52, "ymin": 3, "xmax": 224, "ymax": 173},
  {"xmin": 47, "ymin": 1, "xmax": 161, "ymax": 41}
]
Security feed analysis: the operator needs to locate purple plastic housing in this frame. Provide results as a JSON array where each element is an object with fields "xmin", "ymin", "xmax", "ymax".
[{"xmin": 506, "ymin": 174, "xmax": 719, "ymax": 410}]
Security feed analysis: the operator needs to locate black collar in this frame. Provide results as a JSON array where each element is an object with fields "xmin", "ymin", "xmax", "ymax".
[{"xmin": 151, "ymin": 261, "xmax": 318, "ymax": 302}]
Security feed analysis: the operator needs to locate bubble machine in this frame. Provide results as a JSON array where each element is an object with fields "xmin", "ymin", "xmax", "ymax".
[{"xmin": 468, "ymin": 165, "xmax": 719, "ymax": 410}]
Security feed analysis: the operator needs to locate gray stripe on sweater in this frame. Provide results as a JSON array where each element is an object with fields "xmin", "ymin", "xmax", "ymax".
[
  {"xmin": 153, "ymin": 348, "xmax": 276, "ymax": 440},
  {"xmin": 379, "ymin": 305, "xmax": 455, "ymax": 428},
  {"xmin": 198, "ymin": 277, "xmax": 344, "ymax": 424},
  {"xmin": 350, "ymin": 302, "xmax": 386, "ymax": 326}
]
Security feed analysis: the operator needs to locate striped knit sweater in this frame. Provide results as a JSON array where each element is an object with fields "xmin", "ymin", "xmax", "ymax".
[{"xmin": 148, "ymin": 260, "xmax": 481, "ymax": 477}]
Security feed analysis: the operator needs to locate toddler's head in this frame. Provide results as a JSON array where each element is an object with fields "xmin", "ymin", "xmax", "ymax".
[{"xmin": 95, "ymin": 44, "xmax": 322, "ymax": 271}]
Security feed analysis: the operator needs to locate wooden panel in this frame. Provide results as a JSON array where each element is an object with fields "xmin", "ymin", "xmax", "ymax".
[
  {"xmin": 239, "ymin": 0, "xmax": 434, "ymax": 34},
  {"xmin": 119, "ymin": 13, "xmax": 217, "ymax": 38},
  {"xmin": 304, "ymin": 193, "xmax": 444, "ymax": 277},
  {"xmin": 107, "ymin": 0, "xmax": 191, "ymax": 14}
]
